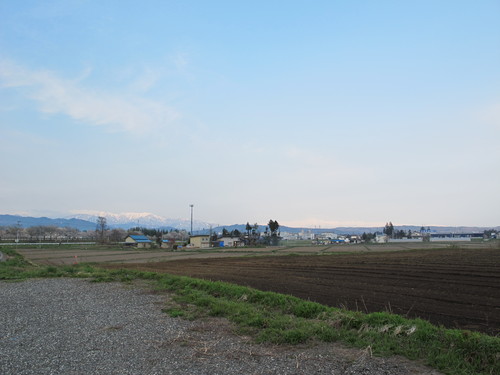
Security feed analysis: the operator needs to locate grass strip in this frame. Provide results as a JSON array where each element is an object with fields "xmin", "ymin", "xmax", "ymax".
[
  {"xmin": 151, "ymin": 272, "xmax": 499, "ymax": 375},
  {"xmin": 1, "ymin": 250, "xmax": 498, "ymax": 375}
]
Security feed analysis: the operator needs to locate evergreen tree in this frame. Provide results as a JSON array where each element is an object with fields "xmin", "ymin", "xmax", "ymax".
[
  {"xmin": 245, "ymin": 222, "xmax": 252, "ymax": 238},
  {"xmin": 268, "ymin": 219, "xmax": 280, "ymax": 245},
  {"xmin": 383, "ymin": 222, "xmax": 394, "ymax": 238}
]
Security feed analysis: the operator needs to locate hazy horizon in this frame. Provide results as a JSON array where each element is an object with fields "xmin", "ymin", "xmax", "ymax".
[
  {"xmin": 1, "ymin": 210, "xmax": 498, "ymax": 230},
  {"xmin": 1, "ymin": 1, "xmax": 499, "ymax": 228}
]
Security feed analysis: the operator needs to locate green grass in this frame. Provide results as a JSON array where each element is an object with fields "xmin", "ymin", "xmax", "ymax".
[
  {"xmin": 1, "ymin": 249, "xmax": 498, "ymax": 375},
  {"xmin": 146, "ymin": 273, "xmax": 500, "ymax": 374}
]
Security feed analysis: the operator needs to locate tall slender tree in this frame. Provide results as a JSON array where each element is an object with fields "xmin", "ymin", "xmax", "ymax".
[
  {"xmin": 383, "ymin": 222, "xmax": 394, "ymax": 238},
  {"xmin": 268, "ymin": 219, "xmax": 280, "ymax": 245},
  {"xmin": 96, "ymin": 216, "xmax": 108, "ymax": 244},
  {"xmin": 245, "ymin": 222, "xmax": 252, "ymax": 239}
]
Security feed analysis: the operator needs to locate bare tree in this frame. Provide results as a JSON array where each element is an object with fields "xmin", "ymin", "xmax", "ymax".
[
  {"xmin": 5, "ymin": 226, "xmax": 18, "ymax": 239},
  {"xmin": 64, "ymin": 227, "xmax": 80, "ymax": 241},
  {"xmin": 44, "ymin": 226, "xmax": 58, "ymax": 241},
  {"xmin": 96, "ymin": 216, "xmax": 108, "ymax": 244},
  {"xmin": 164, "ymin": 229, "xmax": 189, "ymax": 242},
  {"xmin": 5, "ymin": 225, "xmax": 26, "ymax": 241},
  {"xmin": 26, "ymin": 227, "xmax": 40, "ymax": 241},
  {"xmin": 109, "ymin": 228, "xmax": 126, "ymax": 243}
]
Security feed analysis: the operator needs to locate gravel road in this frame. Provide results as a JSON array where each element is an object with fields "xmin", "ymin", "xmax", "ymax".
[{"xmin": 0, "ymin": 279, "xmax": 441, "ymax": 375}]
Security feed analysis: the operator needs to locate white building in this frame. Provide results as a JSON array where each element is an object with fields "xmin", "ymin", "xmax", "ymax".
[
  {"xmin": 281, "ymin": 232, "xmax": 300, "ymax": 240},
  {"xmin": 217, "ymin": 236, "xmax": 244, "ymax": 247}
]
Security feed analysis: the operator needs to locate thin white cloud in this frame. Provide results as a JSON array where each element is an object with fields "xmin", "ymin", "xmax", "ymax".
[
  {"xmin": 130, "ymin": 67, "xmax": 163, "ymax": 92},
  {"xmin": 0, "ymin": 59, "xmax": 180, "ymax": 134},
  {"xmin": 115, "ymin": 52, "xmax": 192, "ymax": 94}
]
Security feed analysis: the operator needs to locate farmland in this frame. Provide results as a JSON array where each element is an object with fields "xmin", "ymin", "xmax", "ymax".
[
  {"xmin": 16, "ymin": 240, "xmax": 480, "ymax": 265},
  {"xmin": 16, "ymin": 242, "xmax": 500, "ymax": 335},
  {"xmin": 103, "ymin": 246, "xmax": 500, "ymax": 336}
]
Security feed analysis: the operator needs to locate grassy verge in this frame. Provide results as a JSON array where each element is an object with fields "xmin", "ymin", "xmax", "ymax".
[{"xmin": 1, "ymin": 249, "xmax": 498, "ymax": 375}]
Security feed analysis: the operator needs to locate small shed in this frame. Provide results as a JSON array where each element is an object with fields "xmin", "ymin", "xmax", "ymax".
[{"xmin": 125, "ymin": 235, "xmax": 152, "ymax": 248}]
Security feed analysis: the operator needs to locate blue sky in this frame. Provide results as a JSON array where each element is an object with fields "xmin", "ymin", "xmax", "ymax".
[{"xmin": 1, "ymin": 0, "xmax": 499, "ymax": 227}]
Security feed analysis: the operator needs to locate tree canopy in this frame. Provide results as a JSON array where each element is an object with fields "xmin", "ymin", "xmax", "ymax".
[{"xmin": 268, "ymin": 219, "xmax": 280, "ymax": 245}]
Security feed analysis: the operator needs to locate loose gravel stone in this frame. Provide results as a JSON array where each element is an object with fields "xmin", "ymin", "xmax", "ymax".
[{"xmin": 0, "ymin": 279, "xmax": 442, "ymax": 375}]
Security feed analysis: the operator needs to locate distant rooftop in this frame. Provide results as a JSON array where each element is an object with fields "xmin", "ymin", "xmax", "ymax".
[{"xmin": 128, "ymin": 235, "xmax": 152, "ymax": 243}]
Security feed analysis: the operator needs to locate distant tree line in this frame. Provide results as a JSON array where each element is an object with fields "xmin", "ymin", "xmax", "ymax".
[
  {"xmin": 0, "ymin": 221, "xmax": 191, "ymax": 244},
  {"xmin": 0, "ymin": 225, "xmax": 93, "ymax": 242},
  {"xmin": 361, "ymin": 232, "xmax": 376, "ymax": 242},
  {"xmin": 128, "ymin": 227, "xmax": 174, "ymax": 237},
  {"xmin": 222, "ymin": 228, "xmax": 241, "ymax": 237},
  {"xmin": 382, "ymin": 222, "xmax": 417, "ymax": 239},
  {"xmin": 219, "ymin": 219, "xmax": 281, "ymax": 246},
  {"xmin": 3, "ymin": 217, "xmax": 498, "ymax": 246}
]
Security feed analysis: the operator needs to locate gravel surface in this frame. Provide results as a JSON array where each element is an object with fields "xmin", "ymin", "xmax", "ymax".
[{"xmin": 0, "ymin": 278, "xmax": 442, "ymax": 375}]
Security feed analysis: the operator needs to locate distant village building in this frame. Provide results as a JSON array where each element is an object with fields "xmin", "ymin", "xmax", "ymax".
[
  {"xmin": 300, "ymin": 230, "xmax": 315, "ymax": 240},
  {"xmin": 429, "ymin": 233, "xmax": 474, "ymax": 242},
  {"xmin": 125, "ymin": 235, "xmax": 152, "ymax": 248},
  {"xmin": 189, "ymin": 235, "xmax": 211, "ymax": 248},
  {"xmin": 281, "ymin": 232, "xmax": 300, "ymax": 241},
  {"xmin": 349, "ymin": 235, "xmax": 360, "ymax": 243},
  {"xmin": 217, "ymin": 236, "xmax": 244, "ymax": 247},
  {"xmin": 331, "ymin": 238, "xmax": 346, "ymax": 244}
]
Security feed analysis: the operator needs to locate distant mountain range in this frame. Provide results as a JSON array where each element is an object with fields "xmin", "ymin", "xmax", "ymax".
[
  {"xmin": 0, "ymin": 214, "xmax": 97, "ymax": 231},
  {"xmin": 1, "ymin": 213, "xmax": 497, "ymax": 234},
  {"xmin": 0, "ymin": 212, "xmax": 212, "ymax": 231},
  {"xmin": 69, "ymin": 211, "xmax": 212, "ymax": 231}
]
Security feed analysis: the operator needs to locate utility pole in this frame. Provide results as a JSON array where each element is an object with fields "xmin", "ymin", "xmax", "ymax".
[
  {"xmin": 209, "ymin": 225, "xmax": 212, "ymax": 248},
  {"xmin": 16, "ymin": 220, "xmax": 21, "ymax": 245},
  {"xmin": 190, "ymin": 204, "xmax": 194, "ymax": 235}
]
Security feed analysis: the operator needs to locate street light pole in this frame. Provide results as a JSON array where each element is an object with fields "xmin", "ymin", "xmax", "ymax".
[
  {"xmin": 16, "ymin": 220, "xmax": 21, "ymax": 246},
  {"xmin": 190, "ymin": 204, "xmax": 194, "ymax": 235}
]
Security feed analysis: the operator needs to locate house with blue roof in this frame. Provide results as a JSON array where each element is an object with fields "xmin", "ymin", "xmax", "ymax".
[{"xmin": 125, "ymin": 234, "xmax": 152, "ymax": 248}]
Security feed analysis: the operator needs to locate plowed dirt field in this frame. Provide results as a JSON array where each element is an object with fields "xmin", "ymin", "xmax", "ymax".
[{"xmin": 105, "ymin": 248, "xmax": 500, "ymax": 336}]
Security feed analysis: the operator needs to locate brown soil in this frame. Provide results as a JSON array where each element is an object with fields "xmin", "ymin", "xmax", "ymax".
[{"xmin": 104, "ymin": 248, "xmax": 500, "ymax": 336}]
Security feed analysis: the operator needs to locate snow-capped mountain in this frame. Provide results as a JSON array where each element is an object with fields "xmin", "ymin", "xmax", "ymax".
[
  {"xmin": 70, "ymin": 212, "xmax": 166, "ymax": 226},
  {"xmin": 67, "ymin": 211, "xmax": 213, "ymax": 230}
]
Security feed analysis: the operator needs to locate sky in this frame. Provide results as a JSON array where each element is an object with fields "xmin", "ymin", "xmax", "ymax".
[{"xmin": 1, "ymin": 0, "xmax": 499, "ymax": 228}]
